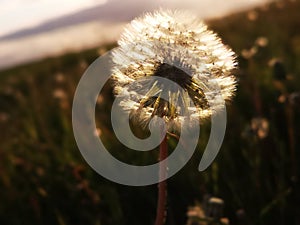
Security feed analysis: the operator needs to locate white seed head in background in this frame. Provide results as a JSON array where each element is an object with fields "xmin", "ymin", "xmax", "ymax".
[{"xmin": 111, "ymin": 9, "xmax": 237, "ymax": 131}]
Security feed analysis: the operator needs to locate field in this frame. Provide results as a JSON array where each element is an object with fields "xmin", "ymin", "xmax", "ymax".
[{"xmin": 0, "ymin": 1, "xmax": 300, "ymax": 224}]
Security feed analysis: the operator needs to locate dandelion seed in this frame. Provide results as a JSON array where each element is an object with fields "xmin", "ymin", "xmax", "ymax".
[{"xmin": 112, "ymin": 10, "xmax": 237, "ymax": 130}]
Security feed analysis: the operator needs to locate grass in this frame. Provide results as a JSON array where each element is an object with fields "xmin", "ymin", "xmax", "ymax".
[{"xmin": 0, "ymin": 0, "xmax": 299, "ymax": 224}]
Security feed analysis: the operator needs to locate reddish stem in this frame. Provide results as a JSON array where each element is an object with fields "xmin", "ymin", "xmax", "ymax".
[{"xmin": 154, "ymin": 135, "xmax": 168, "ymax": 225}]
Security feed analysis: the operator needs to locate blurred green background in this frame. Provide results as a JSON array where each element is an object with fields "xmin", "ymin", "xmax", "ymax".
[{"xmin": 0, "ymin": 1, "xmax": 300, "ymax": 225}]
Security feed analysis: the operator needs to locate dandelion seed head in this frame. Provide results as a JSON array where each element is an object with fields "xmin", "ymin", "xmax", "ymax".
[{"xmin": 111, "ymin": 9, "xmax": 237, "ymax": 130}]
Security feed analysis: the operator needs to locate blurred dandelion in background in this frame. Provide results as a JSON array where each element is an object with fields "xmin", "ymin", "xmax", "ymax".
[
  {"xmin": 96, "ymin": 94, "xmax": 104, "ymax": 105},
  {"xmin": 241, "ymin": 47, "xmax": 258, "ymax": 59},
  {"xmin": 53, "ymin": 88, "xmax": 67, "ymax": 100},
  {"xmin": 54, "ymin": 72, "xmax": 65, "ymax": 83},
  {"xmin": 247, "ymin": 10, "xmax": 258, "ymax": 21},
  {"xmin": 241, "ymin": 36, "xmax": 268, "ymax": 60},
  {"xmin": 255, "ymin": 36, "xmax": 269, "ymax": 47},
  {"xmin": 251, "ymin": 117, "xmax": 269, "ymax": 139},
  {"xmin": 93, "ymin": 128, "xmax": 102, "ymax": 137},
  {"xmin": 242, "ymin": 117, "xmax": 269, "ymax": 140},
  {"xmin": 111, "ymin": 9, "xmax": 237, "ymax": 131},
  {"xmin": 186, "ymin": 197, "xmax": 229, "ymax": 225}
]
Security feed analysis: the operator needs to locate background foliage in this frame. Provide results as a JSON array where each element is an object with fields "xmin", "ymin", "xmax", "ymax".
[{"xmin": 0, "ymin": 1, "xmax": 299, "ymax": 224}]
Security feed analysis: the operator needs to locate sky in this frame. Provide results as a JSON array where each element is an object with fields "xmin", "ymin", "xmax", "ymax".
[
  {"xmin": 0, "ymin": 0, "xmax": 272, "ymax": 37},
  {"xmin": 0, "ymin": 0, "xmax": 273, "ymax": 69},
  {"xmin": 0, "ymin": 0, "xmax": 107, "ymax": 36}
]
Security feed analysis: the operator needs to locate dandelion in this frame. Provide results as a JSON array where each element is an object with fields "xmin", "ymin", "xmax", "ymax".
[
  {"xmin": 112, "ymin": 10, "xmax": 237, "ymax": 131},
  {"xmin": 251, "ymin": 117, "xmax": 269, "ymax": 139},
  {"xmin": 54, "ymin": 72, "xmax": 65, "ymax": 83},
  {"xmin": 255, "ymin": 37, "xmax": 268, "ymax": 47},
  {"xmin": 186, "ymin": 205, "xmax": 206, "ymax": 225},
  {"xmin": 242, "ymin": 117, "xmax": 269, "ymax": 140},
  {"xmin": 93, "ymin": 128, "xmax": 102, "ymax": 137},
  {"xmin": 247, "ymin": 10, "xmax": 258, "ymax": 21},
  {"xmin": 53, "ymin": 89, "xmax": 67, "ymax": 100},
  {"xmin": 53, "ymin": 88, "xmax": 69, "ymax": 109},
  {"xmin": 96, "ymin": 94, "xmax": 104, "ymax": 105},
  {"xmin": 186, "ymin": 198, "xmax": 229, "ymax": 225},
  {"xmin": 241, "ymin": 47, "xmax": 258, "ymax": 59},
  {"xmin": 111, "ymin": 9, "xmax": 237, "ymax": 225}
]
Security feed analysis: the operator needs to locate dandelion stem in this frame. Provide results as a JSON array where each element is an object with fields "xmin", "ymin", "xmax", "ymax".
[{"xmin": 155, "ymin": 134, "xmax": 168, "ymax": 225}]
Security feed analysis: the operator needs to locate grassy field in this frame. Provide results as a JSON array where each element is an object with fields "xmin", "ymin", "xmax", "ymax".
[{"xmin": 0, "ymin": 0, "xmax": 300, "ymax": 225}]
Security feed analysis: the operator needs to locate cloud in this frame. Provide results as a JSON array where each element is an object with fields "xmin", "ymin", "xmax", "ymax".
[{"xmin": 0, "ymin": 0, "xmax": 107, "ymax": 36}]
